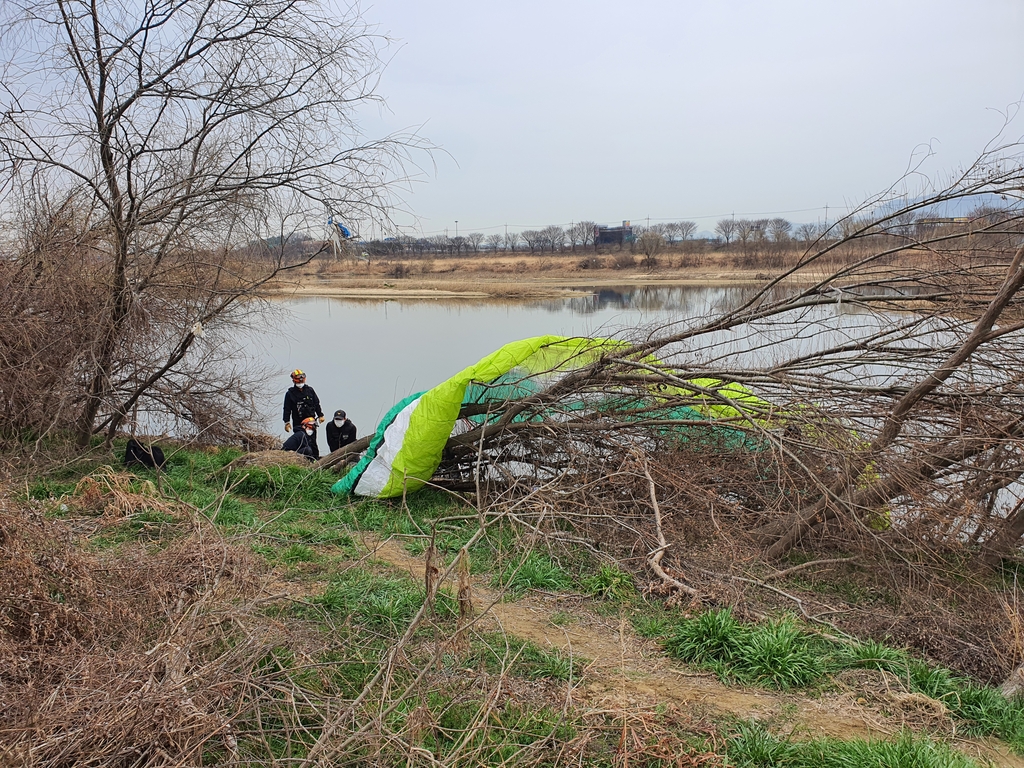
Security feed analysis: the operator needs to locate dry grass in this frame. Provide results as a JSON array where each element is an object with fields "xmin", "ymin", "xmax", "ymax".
[{"xmin": 0, "ymin": 497, "xmax": 283, "ymax": 766}]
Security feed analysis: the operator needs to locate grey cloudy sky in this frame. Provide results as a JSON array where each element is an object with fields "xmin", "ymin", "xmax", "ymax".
[{"xmin": 357, "ymin": 0, "xmax": 1024, "ymax": 237}]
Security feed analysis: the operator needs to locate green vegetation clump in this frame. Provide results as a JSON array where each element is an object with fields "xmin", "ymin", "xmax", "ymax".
[
  {"xmin": 656, "ymin": 607, "xmax": 1024, "ymax": 750},
  {"xmin": 227, "ymin": 464, "xmax": 335, "ymax": 506},
  {"xmin": 310, "ymin": 567, "xmax": 457, "ymax": 636},
  {"xmin": 492, "ymin": 550, "xmax": 572, "ymax": 597},
  {"xmin": 726, "ymin": 721, "xmax": 980, "ymax": 768},
  {"xmin": 468, "ymin": 632, "xmax": 586, "ymax": 681},
  {"xmin": 582, "ymin": 563, "xmax": 636, "ymax": 600},
  {"xmin": 664, "ymin": 609, "xmax": 824, "ymax": 689}
]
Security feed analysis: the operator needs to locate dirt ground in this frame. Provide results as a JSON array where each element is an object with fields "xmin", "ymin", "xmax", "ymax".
[{"xmin": 366, "ymin": 536, "xmax": 1024, "ymax": 767}]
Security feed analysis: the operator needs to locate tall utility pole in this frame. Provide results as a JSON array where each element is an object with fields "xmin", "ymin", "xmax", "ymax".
[{"xmin": 455, "ymin": 220, "xmax": 459, "ymax": 238}]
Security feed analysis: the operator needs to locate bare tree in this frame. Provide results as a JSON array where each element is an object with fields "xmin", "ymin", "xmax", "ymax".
[
  {"xmin": 715, "ymin": 218, "xmax": 736, "ymax": 244},
  {"xmin": 768, "ymin": 218, "xmax": 792, "ymax": 242},
  {"xmin": 567, "ymin": 221, "xmax": 594, "ymax": 251},
  {"xmin": 636, "ymin": 231, "xmax": 664, "ymax": 270},
  {"xmin": 795, "ymin": 222, "xmax": 822, "ymax": 243},
  {"xmin": 677, "ymin": 220, "xmax": 698, "ymax": 240},
  {"xmin": 0, "ymin": 0, "xmax": 419, "ymax": 445},
  {"xmin": 485, "ymin": 233, "xmax": 502, "ymax": 251},
  {"xmin": 734, "ymin": 219, "xmax": 756, "ymax": 245},
  {"xmin": 503, "ymin": 231, "xmax": 520, "ymax": 253},
  {"xmin": 540, "ymin": 225, "xmax": 565, "ymax": 253},
  {"xmin": 659, "ymin": 223, "xmax": 679, "ymax": 244},
  {"xmin": 520, "ymin": 230, "xmax": 542, "ymax": 253},
  {"xmin": 467, "ymin": 232, "xmax": 485, "ymax": 253},
  {"xmin": 581, "ymin": 221, "xmax": 598, "ymax": 251},
  {"xmin": 427, "ymin": 234, "xmax": 450, "ymax": 254}
]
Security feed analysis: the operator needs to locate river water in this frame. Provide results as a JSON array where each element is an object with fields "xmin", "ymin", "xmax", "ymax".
[{"xmin": 251, "ymin": 284, "xmax": 888, "ymax": 437}]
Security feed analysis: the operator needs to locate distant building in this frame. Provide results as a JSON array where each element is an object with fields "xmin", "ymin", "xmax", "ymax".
[{"xmin": 594, "ymin": 221, "xmax": 634, "ymax": 246}]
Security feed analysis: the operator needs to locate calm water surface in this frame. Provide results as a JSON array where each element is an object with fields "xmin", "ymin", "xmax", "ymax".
[{"xmin": 251, "ymin": 286, "xmax": 766, "ymax": 434}]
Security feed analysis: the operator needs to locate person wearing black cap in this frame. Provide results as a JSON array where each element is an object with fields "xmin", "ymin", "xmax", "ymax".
[{"xmin": 325, "ymin": 410, "xmax": 357, "ymax": 453}]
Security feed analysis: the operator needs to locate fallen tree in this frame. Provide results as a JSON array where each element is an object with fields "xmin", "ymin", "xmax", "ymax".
[{"xmin": 333, "ymin": 138, "xmax": 1024, "ymax": 578}]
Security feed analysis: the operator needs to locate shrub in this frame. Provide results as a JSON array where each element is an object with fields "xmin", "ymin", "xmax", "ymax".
[{"xmin": 612, "ymin": 252, "xmax": 635, "ymax": 270}]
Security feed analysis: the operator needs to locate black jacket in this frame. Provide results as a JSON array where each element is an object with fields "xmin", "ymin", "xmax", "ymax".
[
  {"xmin": 325, "ymin": 418, "xmax": 357, "ymax": 453},
  {"xmin": 283, "ymin": 385, "xmax": 323, "ymax": 429},
  {"xmin": 282, "ymin": 430, "xmax": 319, "ymax": 460}
]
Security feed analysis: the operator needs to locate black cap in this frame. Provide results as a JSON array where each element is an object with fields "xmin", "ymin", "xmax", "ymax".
[{"xmin": 334, "ymin": 410, "xmax": 346, "ymax": 419}]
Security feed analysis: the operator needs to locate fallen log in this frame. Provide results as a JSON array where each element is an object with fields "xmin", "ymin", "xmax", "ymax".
[{"xmin": 314, "ymin": 435, "xmax": 372, "ymax": 471}]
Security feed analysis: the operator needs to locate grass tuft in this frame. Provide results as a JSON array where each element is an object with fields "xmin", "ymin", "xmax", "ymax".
[
  {"xmin": 492, "ymin": 550, "xmax": 572, "ymax": 597},
  {"xmin": 582, "ymin": 563, "xmax": 636, "ymax": 600},
  {"xmin": 726, "ymin": 721, "xmax": 980, "ymax": 768}
]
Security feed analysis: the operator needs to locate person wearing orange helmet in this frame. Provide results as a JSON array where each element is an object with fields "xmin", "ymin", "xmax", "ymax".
[
  {"xmin": 282, "ymin": 369, "xmax": 324, "ymax": 433},
  {"xmin": 282, "ymin": 416, "xmax": 320, "ymax": 460}
]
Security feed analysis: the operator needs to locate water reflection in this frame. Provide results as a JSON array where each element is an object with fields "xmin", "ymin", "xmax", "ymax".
[{"xmin": 530, "ymin": 285, "xmax": 773, "ymax": 316}]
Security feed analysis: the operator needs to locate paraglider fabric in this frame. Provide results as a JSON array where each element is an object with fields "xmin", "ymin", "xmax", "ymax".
[
  {"xmin": 332, "ymin": 335, "xmax": 775, "ymax": 499},
  {"xmin": 333, "ymin": 336, "xmax": 622, "ymax": 498}
]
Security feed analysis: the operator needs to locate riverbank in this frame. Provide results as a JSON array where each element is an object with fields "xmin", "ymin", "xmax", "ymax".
[
  {"xmin": 266, "ymin": 252, "xmax": 791, "ymax": 300},
  {"xmin": 6, "ymin": 443, "xmax": 1024, "ymax": 767}
]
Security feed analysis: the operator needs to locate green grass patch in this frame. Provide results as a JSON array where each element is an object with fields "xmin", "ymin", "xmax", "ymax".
[
  {"xmin": 582, "ymin": 563, "xmax": 636, "ymax": 601},
  {"xmin": 664, "ymin": 609, "xmax": 825, "ymax": 689},
  {"xmin": 467, "ymin": 632, "xmax": 586, "ymax": 682},
  {"xmin": 654, "ymin": 607, "xmax": 1024, "ymax": 751},
  {"xmin": 226, "ymin": 464, "xmax": 336, "ymax": 507},
  {"xmin": 726, "ymin": 720, "xmax": 980, "ymax": 768},
  {"xmin": 308, "ymin": 567, "xmax": 457, "ymax": 637},
  {"xmin": 491, "ymin": 550, "xmax": 572, "ymax": 597},
  {"xmin": 415, "ymin": 694, "xmax": 576, "ymax": 765}
]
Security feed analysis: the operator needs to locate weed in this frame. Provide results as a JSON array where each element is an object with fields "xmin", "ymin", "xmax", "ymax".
[
  {"xmin": 632, "ymin": 612, "xmax": 672, "ymax": 639},
  {"xmin": 470, "ymin": 633, "xmax": 586, "ymax": 681},
  {"xmin": 726, "ymin": 721, "xmax": 980, "ymax": 768},
  {"xmin": 732, "ymin": 617, "xmax": 825, "ymax": 689},
  {"xmin": 280, "ymin": 543, "xmax": 317, "ymax": 564},
  {"xmin": 582, "ymin": 563, "xmax": 636, "ymax": 600},
  {"xmin": 421, "ymin": 696, "xmax": 576, "ymax": 764},
  {"xmin": 227, "ymin": 465, "xmax": 335, "ymax": 508},
  {"xmin": 664, "ymin": 607, "xmax": 743, "ymax": 666},
  {"xmin": 833, "ymin": 638, "xmax": 909, "ymax": 675},
  {"xmin": 311, "ymin": 567, "xmax": 456, "ymax": 637},
  {"xmin": 549, "ymin": 611, "xmax": 576, "ymax": 627},
  {"xmin": 492, "ymin": 550, "xmax": 571, "ymax": 597}
]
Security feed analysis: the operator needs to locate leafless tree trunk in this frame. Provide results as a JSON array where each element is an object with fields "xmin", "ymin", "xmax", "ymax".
[{"xmin": 0, "ymin": 0, "xmax": 423, "ymax": 443}]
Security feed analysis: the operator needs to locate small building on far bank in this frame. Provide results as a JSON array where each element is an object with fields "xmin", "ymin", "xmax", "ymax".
[{"xmin": 595, "ymin": 221, "xmax": 634, "ymax": 247}]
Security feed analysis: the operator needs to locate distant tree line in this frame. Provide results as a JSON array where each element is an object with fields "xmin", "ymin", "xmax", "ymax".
[{"xmin": 309, "ymin": 205, "xmax": 1021, "ymax": 266}]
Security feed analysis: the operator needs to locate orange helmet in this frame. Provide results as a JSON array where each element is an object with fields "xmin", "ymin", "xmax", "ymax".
[
  {"xmin": 300, "ymin": 417, "xmax": 318, "ymax": 429},
  {"xmin": 291, "ymin": 369, "xmax": 306, "ymax": 383}
]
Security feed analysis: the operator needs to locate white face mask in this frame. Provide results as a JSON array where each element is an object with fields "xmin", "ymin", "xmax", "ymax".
[
  {"xmin": 334, "ymin": 419, "xmax": 343, "ymax": 427},
  {"xmin": 296, "ymin": 382, "xmax": 305, "ymax": 388},
  {"xmin": 304, "ymin": 428, "xmax": 314, "ymax": 436}
]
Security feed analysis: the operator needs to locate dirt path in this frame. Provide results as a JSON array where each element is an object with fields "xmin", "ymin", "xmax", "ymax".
[{"xmin": 365, "ymin": 537, "xmax": 1024, "ymax": 767}]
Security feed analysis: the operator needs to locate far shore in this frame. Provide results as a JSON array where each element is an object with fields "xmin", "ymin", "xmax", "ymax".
[{"xmin": 266, "ymin": 252, "xmax": 802, "ymax": 301}]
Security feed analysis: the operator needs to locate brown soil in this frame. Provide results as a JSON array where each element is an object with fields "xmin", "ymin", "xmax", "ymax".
[{"xmin": 366, "ymin": 537, "xmax": 1024, "ymax": 767}]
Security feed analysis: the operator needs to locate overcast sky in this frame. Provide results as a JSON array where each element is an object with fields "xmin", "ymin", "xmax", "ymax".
[{"xmin": 356, "ymin": 0, "xmax": 1024, "ymax": 237}]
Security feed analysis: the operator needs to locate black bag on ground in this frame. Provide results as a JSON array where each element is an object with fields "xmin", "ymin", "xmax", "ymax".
[{"xmin": 124, "ymin": 439, "xmax": 166, "ymax": 469}]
